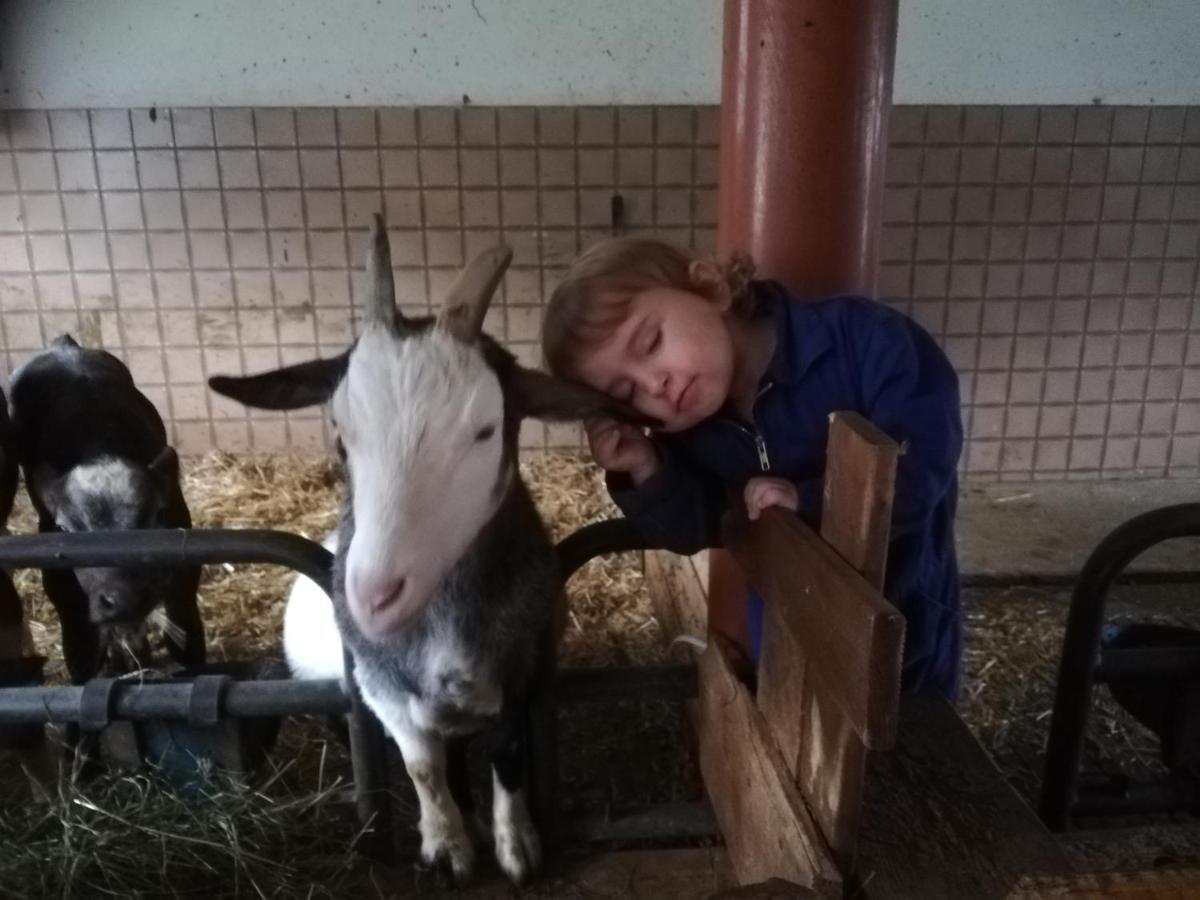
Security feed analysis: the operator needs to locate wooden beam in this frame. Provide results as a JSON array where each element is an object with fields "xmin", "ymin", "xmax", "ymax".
[
  {"xmin": 819, "ymin": 412, "xmax": 898, "ymax": 592},
  {"xmin": 725, "ymin": 412, "xmax": 903, "ymax": 876},
  {"xmin": 646, "ymin": 551, "xmax": 709, "ymax": 644},
  {"xmin": 1009, "ymin": 867, "xmax": 1200, "ymax": 898},
  {"xmin": 450, "ymin": 846, "xmax": 737, "ymax": 898},
  {"xmin": 856, "ymin": 696, "xmax": 1072, "ymax": 899},
  {"xmin": 724, "ymin": 508, "xmax": 904, "ymax": 748},
  {"xmin": 694, "ymin": 637, "xmax": 842, "ymax": 894},
  {"xmin": 646, "ymin": 552, "xmax": 842, "ymax": 895}
]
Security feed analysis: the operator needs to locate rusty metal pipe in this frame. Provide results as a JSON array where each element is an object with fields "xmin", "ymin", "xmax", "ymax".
[{"xmin": 711, "ymin": 0, "xmax": 899, "ymax": 650}]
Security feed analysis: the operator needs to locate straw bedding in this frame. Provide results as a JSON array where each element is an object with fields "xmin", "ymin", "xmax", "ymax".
[{"xmin": 1, "ymin": 451, "xmax": 1196, "ymax": 895}]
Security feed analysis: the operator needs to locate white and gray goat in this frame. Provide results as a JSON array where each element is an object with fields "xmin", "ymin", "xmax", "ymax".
[{"xmin": 209, "ymin": 216, "xmax": 649, "ymax": 885}]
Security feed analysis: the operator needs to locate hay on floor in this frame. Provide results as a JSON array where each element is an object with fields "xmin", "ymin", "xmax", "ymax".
[
  {"xmin": 0, "ymin": 449, "xmax": 681, "ymax": 898},
  {"xmin": 4, "ymin": 448, "xmax": 1200, "ymax": 893}
]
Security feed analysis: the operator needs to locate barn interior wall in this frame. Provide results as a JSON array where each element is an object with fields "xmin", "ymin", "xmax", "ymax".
[{"xmin": 0, "ymin": 104, "xmax": 1197, "ymax": 480}]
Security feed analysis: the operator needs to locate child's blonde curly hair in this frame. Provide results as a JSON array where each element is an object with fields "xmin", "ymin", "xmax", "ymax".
[{"xmin": 542, "ymin": 237, "xmax": 756, "ymax": 379}]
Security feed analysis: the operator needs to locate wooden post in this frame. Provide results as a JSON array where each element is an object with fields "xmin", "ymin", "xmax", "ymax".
[
  {"xmin": 648, "ymin": 551, "xmax": 843, "ymax": 895},
  {"xmin": 726, "ymin": 413, "xmax": 903, "ymax": 875},
  {"xmin": 647, "ymin": 412, "xmax": 903, "ymax": 890}
]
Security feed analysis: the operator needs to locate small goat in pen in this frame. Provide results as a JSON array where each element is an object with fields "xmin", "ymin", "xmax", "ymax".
[
  {"xmin": 209, "ymin": 215, "xmax": 650, "ymax": 886},
  {"xmin": 8, "ymin": 336, "xmax": 205, "ymax": 683}
]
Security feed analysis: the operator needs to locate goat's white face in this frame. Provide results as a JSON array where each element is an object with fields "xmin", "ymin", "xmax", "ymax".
[{"xmin": 334, "ymin": 326, "xmax": 507, "ymax": 639}]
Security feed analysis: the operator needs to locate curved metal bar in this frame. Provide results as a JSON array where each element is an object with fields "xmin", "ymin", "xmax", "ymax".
[
  {"xmin": 555, "ymin": 518, "xmax": 667, "ymax": 582},
  {"xmin": 0, "ymin": 517, "xmax": 692, "ymax": 858},
  {"xmin": 0, "ymin": 528, "xmax": 334, "ymax": 595},
  {"xmin": 1038, "ymin": 502, "xmax": 1200, "ymax": 831}
]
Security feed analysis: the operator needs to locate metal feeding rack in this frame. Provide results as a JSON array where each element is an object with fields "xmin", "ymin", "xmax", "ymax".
[{"xmin": 0, "ymin": 520, "xmax": 714, "ymax": 859}]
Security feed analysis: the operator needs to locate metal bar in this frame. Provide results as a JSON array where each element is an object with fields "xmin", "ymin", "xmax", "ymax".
[
  {"xmin": 0, "ymin": 678, "xmax": 351, "ymax": 724},
  {"xmin": 556, "ymin": 519, "xmax": 665, "ymax": 582},
  {"xmin": 528, "ymin": 629, "xmax": 560, "ymax": 852},
  {"xmin": 1039, "ymin": 503, "xmax": 1200, "ymax": 831},
  {"xmin": 342, "ymin": 649, "xmax": 394, "ymax": 863},
  {"xmin": 554, "ymin": 664, "xmax": 698, "ymax": 703},
  {"xmin": 562, "ymin": 801, "xmax": 720, "ymax": 843},
  {"xmin": 0, "ymin": 519, "xmax": 709, "ymax": 859},
  {"xmin": 963, "ymin": 570, "xmax": 1200, "ymax": 589},
  {"xmin": 1072, "ymin": 780, "xmax": 1199, "ymax": 818},
  {"xmin": 0, "ymin": 529, "xmax": 334, "ymax": 595},
  {"xmin": 1097, "ymin": 646, "xmax": 1200, "ymax": 680},
  {"xmin": 0, "ymin": 664, "xmax": 701, "ymax": 727}
]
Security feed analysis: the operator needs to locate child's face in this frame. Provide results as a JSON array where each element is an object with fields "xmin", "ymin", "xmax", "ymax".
[{"xmin": 572, "ymin": 285, "xmax": 735, "ymax": 432}]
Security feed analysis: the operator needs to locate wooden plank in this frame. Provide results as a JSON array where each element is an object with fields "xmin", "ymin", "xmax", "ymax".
[
  {"xmin": 446, "ymin": 846, "xmax": 736, "ymax": 898},
  {"xmin": 796, "ymin": 411, "xmax": 900, "ymax": 873},
  {"xmin": 819, "ymin": 411, "xmax": 898, "ymax": 591},
  {"xmin": 857, "ymin": 695, "xmax": 1071, "ymax": 900},
  {"xmin": 724, "ymin": 508, "xmax": 904, "ymax": 748},
  {"xmin": 794, "ymin": 678, "xmax": 867, "ymax": 876},
  {"xmin": 1008, "ymin": 867, "xmax": 1200, "ymax": 898},
  {"xmin": 646, "ymin": 552, "xmax": 841, "ymax": 894},
  {"xmin": 646, "ymin": 550, "xmax": 709, "ymax": 644},
  {"xmin": 693, "ymin": 636, "xmax": 842, "ymax": 895}
]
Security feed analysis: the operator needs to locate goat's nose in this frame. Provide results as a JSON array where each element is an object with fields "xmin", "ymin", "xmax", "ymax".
[
  {"xmin": 96, "ymin": 593, "xmax": 117, "ymax": 618},
  {"xmin": 353, "ymin": 572, "xmax": 407, "ymax": 618}
]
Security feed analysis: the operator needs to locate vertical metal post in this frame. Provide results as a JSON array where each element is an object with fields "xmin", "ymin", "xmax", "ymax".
[
  {"xmin": 343, "ymin": 648, "xmax": 395, "ymax": 861},
  {"xmin": 527, "ymin": 627, "xmax": 560, "ymax": 850},
  {"xmin": 709, "ymin": 0, "xmax": 900, "ymax": 654}
]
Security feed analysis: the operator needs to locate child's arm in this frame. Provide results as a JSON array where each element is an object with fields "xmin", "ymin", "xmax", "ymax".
[
  {"xmin": 587, "ymin": 418, "xmax": 726, "ymax": 554},
  {"xmin": 859, "ymin": 315, "xmax": 963, "ymax": 539}
]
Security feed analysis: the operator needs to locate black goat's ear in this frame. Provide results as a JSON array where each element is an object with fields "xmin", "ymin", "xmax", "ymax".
[
  {"xmin": 28, "ymin": 463, "xmax": 68, "ymax": 515},
  {"xmin": 146, "ymin": 444, "xmax": 180, "ymax": 491},
  {"xmin": 208, "ymin": 353, "xmax": 350, "ymax": 411},
  {"xmin": 508, "ymin": 366, "xmax": 659, "ymax": 428}
]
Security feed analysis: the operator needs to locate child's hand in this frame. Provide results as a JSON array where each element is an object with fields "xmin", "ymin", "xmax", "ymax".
[
  {"xmin": 585, "ymin": 417, "xmax": 660, "ymax": 486},
  {"xmin": 743, "ymin": 477, "xmax": 799, "ymax": 521}
]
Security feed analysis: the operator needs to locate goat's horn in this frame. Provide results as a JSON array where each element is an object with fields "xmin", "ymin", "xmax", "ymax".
[
  {"xmin": 363, "ymin": 214, "xmax": 398, "ymax": 329},
  {"xmin": 436, "ymin": 246, "xmax": 513, "ymax": 342}
]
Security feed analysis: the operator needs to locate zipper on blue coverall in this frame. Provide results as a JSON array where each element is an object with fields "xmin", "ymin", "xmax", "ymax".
[{"xmin": 722, "ymin": 382, "xmax": 774, "ymax": 472}]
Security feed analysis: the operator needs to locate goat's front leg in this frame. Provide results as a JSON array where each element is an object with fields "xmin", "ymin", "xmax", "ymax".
[
  {"xmin": 489, "ymin": 706, "xmax": 541, "ymax": 885},
  {"xmin": 387, "ymin": 714, "xmax": 476, "ymax": 884}
]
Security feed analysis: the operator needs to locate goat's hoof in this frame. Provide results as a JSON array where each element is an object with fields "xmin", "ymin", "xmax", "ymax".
[
  {"xmin": 418, "ymin": 825, "xmax": 476, "ymax": 886},
  {"xmin": 494, "ymin": 820, "xmax": 542, "ymax": 886}
]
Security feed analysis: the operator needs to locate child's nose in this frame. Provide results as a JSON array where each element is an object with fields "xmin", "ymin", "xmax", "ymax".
[{"xmin": 644, "ymin": 372, "xmax": 669, "ymax": 398}]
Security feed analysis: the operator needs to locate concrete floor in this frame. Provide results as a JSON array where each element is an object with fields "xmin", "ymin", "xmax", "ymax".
[{"xmin": 958, "ymin": 478, "xmax": 1200, "ymax": 580}]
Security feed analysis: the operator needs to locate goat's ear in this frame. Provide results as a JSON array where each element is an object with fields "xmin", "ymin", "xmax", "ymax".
[
  {"xmin": 28, "ymin": 463, "xmax": 67, "ymax": 515},
  {"xmin": 208, "ymin": 354, "xmax": 349, "ymax": 410},
  {"xmin": 437, "ymin": 245, "xmax": 512, "ymax": 343},
  {"xmin": 509, "ymin": 366, "xmax": 659, "ymax": 428},
  {"xmin": 146, "ymin": 444, "xmax": 180, "ymax": 493}
]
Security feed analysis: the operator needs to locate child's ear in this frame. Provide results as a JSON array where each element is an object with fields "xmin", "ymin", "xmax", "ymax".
[
  {"xmin": 509, "ymin": 366, "xmax": 660, "ymax": 429},
  {"xmin": 687, "ymin": 259, "xmax": 732, "ymax": 311}
]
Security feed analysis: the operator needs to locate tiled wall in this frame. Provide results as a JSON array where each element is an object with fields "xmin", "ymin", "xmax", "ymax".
[
  {"xmin": 881, "ymin": 106, "xmax": 1200, "ymax": 480},
  {"xmin": 0, "ymin": 105, "xmax": 1197, "ymax": 480}
]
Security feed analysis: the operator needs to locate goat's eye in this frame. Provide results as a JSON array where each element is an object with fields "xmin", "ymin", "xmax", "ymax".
[{"xmin": 475, "ymin": 424, "xmax": 496, "ymax": 443}]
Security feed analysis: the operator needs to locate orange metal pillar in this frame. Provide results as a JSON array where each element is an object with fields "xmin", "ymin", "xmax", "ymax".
[{"xmin": 710, "ymin": 0, "xmax": 899, "ymax": 649}]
